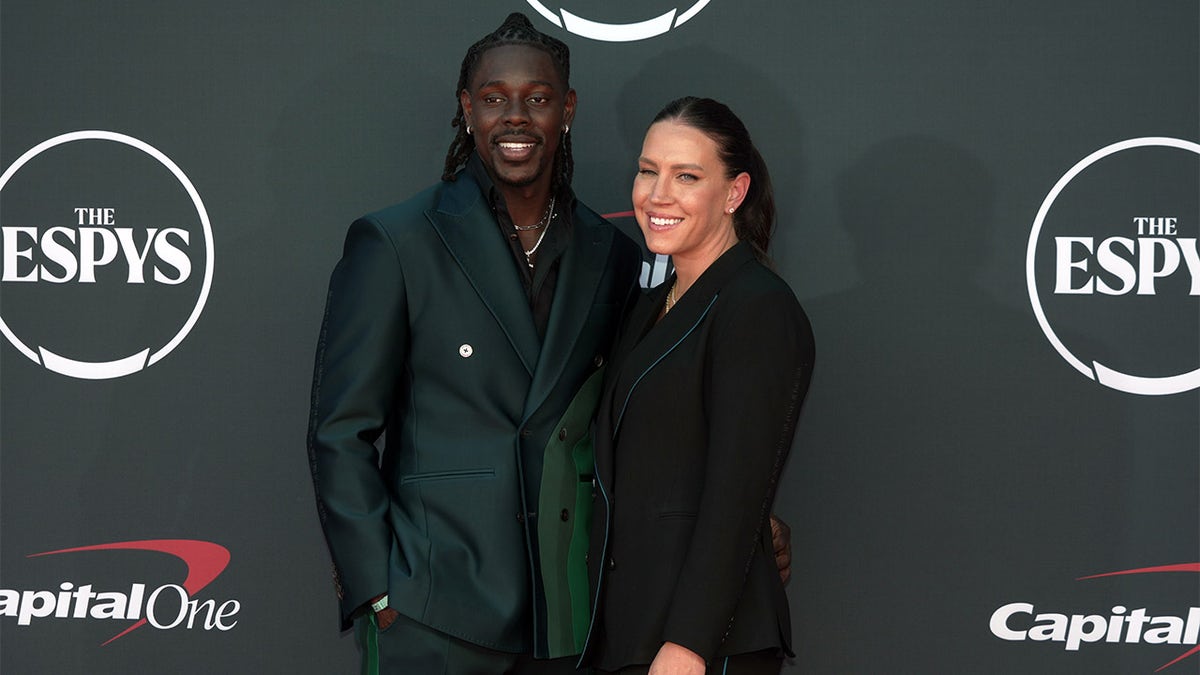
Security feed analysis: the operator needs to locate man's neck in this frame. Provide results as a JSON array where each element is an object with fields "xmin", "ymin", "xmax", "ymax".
[{"xmin": 495, "ymin": 180, "xmax": 552, "ymax": 229}]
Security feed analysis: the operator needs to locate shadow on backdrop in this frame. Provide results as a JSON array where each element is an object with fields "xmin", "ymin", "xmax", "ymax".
[{"xmin": 787, "ymin": 135, "xmax": 1133, "ymax": 673}]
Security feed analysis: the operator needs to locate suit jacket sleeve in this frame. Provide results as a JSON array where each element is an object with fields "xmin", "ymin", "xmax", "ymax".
[
  {"xmin": 307, "ymin": 215, "xmax": 408, "ymax": 625},
  {"xmin": 661, "ymin": 286, "xmax": 814, "ymax": 659}
]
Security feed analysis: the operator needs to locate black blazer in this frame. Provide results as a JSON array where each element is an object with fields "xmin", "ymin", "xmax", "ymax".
[{"xmin": 581, "ymin": 242, "xmax": 815, "ymax": 670}]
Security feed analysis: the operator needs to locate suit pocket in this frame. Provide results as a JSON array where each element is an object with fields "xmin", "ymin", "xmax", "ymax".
[
  {"xmin": 399, "ymin": 468, "xmax": 495, "ymax": 485},
  {"xmin": 657, "ymin": 511, "xmax": 697, "ymax": 520}
]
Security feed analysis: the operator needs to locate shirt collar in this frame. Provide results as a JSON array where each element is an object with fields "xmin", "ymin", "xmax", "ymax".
[{"xmin": 464, "ymin": 153, "xmax": 576, "ymax": 223}]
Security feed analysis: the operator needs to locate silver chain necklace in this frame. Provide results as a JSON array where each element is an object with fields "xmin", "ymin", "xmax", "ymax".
[
  {"xmin": 522, "ymin": 196, "xmax": 556, "ymax": 268},
  {"xmin": 513, "ymin": 195, "xmax": 555, "ymax": 231}
]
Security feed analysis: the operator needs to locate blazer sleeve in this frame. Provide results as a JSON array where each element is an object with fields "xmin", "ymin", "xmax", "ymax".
[
  {"xmin": 307, "ymin": 216, "xmax": 408, "ymax": 626},
  {"xmin": 661, "ymin": 286, "xmax": 814, "ymax": 660}
]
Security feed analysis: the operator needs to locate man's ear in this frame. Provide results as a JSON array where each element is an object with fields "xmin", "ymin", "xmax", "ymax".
[
  {"xmin": 563, "ymin": 88, "xmax": 577, "ymax": 130},
  {"xmin": 460, "ymin": 89, "xmax": 473, "ymax": 128}
]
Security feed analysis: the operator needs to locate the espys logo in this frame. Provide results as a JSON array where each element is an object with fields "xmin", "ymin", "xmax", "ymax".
[
  {"xmin": 1, "ymin": 539, "xmax": 238, "ymax": 644},
  {"xmin": 0, "ymin": 130, "xmax": 214, "ymax": 380},
  {"xmin": 526, "ymin": 1, "xmax": 711, "ymax": 42},
  {"xmin": 1026, "ymin": 137, "xmax": 1200, "ymax": 396},
  {"xmin": 989, "ymin": 563, "xmax": 1200, "ymax": 672}
]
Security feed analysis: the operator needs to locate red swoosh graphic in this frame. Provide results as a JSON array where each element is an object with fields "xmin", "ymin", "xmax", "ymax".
[
  {"xmin": 601, "ymin": 210, "xmax": 635, "ymax": 219},
  {"xmin": 1077, "ymin": 563, "xmax": 1200, "ymax": 580},
  {"xmin": 29, "ymin": 539, "xmax": 231, "ymax": 645},
  {"xmin": 1077, "ymin": 563, "xmax": 1200, "ymax": 672}
]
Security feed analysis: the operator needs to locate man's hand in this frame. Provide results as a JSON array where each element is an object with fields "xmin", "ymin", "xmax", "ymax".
[
  {"xmin": 375, "ymin": 606, "xmax": 399, "ymax": 630},
  {"xmin": 770, "ymin": 514, "xmax": 792, "ymax": 585},
  {"xmin": 369, "ymin": 594, "xmax": 399, "ymax": 631},
  {"xmin": 648, "ymin": 641, "xmax": 705, "ymax": 675}
]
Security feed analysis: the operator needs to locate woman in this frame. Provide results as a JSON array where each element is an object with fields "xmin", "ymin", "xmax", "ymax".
[{"xmin": 580, "ymin": 97, "xmax": 815, "ymax": 675}]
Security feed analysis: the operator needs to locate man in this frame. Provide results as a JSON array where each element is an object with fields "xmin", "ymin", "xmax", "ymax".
[
  {"xmin": 308, "ymin": 13, "xmax": 789, "ymax": 674},
  {"xmin": 308, "ymin": 13, "xmax": 641, "ymax": 673}
]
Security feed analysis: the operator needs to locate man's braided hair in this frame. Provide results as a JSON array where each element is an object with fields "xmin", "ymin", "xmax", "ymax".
[{"xmin": 441, "ymin": 12, "xmax": 574, "ymax": 194}]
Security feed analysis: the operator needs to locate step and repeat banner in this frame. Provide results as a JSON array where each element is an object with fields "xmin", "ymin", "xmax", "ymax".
[{"xmin": 1, "ymin": 2, "xmax": 1196, "ymax": 673}]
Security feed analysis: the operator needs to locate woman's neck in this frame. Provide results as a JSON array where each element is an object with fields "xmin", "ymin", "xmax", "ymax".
[{"xmin": 671, "ymin": 235, "xmax": 739, "ymax": 298}]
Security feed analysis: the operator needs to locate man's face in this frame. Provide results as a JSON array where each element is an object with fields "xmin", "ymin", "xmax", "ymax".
[{"xmin": 460, "ymin": 44, "xmax": 576, "ymax": 192}]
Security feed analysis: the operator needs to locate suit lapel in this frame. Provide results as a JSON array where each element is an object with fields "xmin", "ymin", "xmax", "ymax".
[
  {"xmin": 592, "ymin": 280, "xmax": 662, "ymax": 487},
  {"xmin": 606, "ymin": 242, "xmax": 757, "ymax": 439},
  {"xmin": 426, "ymin": 175, "xmax": 540, "ymax": 375},
  {"xmin": 523, "ymin": 206, "xmax": 612, "ymax": 419},
  {"xmin": 597, "ymin": 280, "xmax": 662, "ymax": 424}
]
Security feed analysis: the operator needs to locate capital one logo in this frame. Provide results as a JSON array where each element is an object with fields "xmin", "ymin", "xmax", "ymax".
[
  {"xmin": 1, "ymin": 539, "xmax": 238, "ymax": 645},
  {"xmin": 990, "ymin": 563, "xmax": 1200, "ymax": 671},
  {"xmin": 1026, "ymin": 137, "xmax": 1200, "ymax": 396},
  {"xmin": 526, "ymin": 1, "xmax": 711, "ymax": 42},
  {"xmin": 0, "ymin": 131, "xmax": 214, "ymax": 379}
]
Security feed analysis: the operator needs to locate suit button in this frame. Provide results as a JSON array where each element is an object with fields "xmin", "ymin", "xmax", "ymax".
[
  {"xmin": 516, "ymin": 512, "xmax": 524, "ymax": 523},
  {"xmin": 520, "ymin": 429, "xmax": 532, "ymax": 438},
  {"xmin": 560, "ymin": 508, "xmax": 569, "ymax": 522},
  {"xmin": 558, "ymin": 428, "xmax": 567, "ymax": 441},
  {"xmin": 607, "ymin": 557, "xmax": 616, "ymax": 570},
  {"xmin": 593, "ymin": 355, "xmax": 604, "ymax": 368},
  {"xmin": 458, "ymin": 344, "xmax": 473, "ymax": 358}
]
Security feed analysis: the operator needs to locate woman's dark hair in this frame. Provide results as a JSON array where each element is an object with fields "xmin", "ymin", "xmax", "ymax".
[
  {"xmin": 442, "ymin": 13, "xmax": 574, "ymax": 194},
  {"xmin": 651, "ymin": 96, "xmax": 775, "ymax": 259}
]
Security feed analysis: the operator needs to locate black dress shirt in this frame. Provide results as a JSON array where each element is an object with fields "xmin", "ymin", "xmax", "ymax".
[{"xmin": 466, "ymin": 155, "xmax": 574, "ymax": 340}]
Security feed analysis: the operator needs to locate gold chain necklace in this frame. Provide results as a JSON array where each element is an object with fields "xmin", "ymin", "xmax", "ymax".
[{"xmin": 663, "ymin": 280, "xmax": 678, "ymax": 314}]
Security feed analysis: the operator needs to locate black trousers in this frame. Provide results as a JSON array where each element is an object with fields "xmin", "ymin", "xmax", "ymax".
[
  {"xmin": 599, "ymin": 649, "xmax": 782, "ymax": 675},
  {"xmin": 355, "ymin": 611, "xmax": 582, "ymax": 675}
]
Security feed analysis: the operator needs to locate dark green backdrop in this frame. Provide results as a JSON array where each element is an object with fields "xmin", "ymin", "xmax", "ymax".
[{"xmin": 2, "ymin": 2, "xmax": 1196, "ymax": 672}]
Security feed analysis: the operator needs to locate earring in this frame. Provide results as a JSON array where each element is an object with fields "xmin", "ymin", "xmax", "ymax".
[
  {"xmin": 727, "ymin": 207, "xmax": 735, "ymax": 214},
  {"xmin": 466, "ymin": 125, "xmax": 473, "ymax": 135},
  {"xmin": 563, "ymin": 125, "xmax": 570, "ymax": 134}
]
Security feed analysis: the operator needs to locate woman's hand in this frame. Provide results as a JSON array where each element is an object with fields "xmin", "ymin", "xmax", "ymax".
[{"xmin": 648, "ymin": 641, "xmax": 706, "ymax": 675}]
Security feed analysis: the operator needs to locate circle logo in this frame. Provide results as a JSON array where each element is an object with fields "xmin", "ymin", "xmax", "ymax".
[
  {"xmin": 1026, "ymin": 137, "xmax": 1199, "ymax": 395},
  {"xmin": 526, "ymin": 1, "xmax": 712, "ymax": 42},
  {"xmin": 0, "ymin": 131, "xmax": 214, "ymax": 379}
]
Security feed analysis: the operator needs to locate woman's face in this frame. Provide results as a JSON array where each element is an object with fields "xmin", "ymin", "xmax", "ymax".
[{"xmin": 633, "ymin": 120, "xmax": 747, "ymax": 269}]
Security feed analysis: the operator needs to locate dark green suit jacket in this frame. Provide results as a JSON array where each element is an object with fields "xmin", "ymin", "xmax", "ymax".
[{"xmin": 307, "ymin": 170, "xmax": 640, "ymax": 655}]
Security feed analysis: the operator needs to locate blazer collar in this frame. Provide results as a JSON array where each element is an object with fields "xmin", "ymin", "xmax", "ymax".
[
  {"xmin": 425, "ymin": 170, "xmax": 541, "ymax": 375},
  {"xmin": 523, "ymin": 202, "xmax": 613, "ymax": 419},
  {"xmin": 602, "ymin": 241, "xmax": 757, "ymax": 439},
  {"xmin": 670, "ymin": 240, "xmax": 757, "ymax": 314}
]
